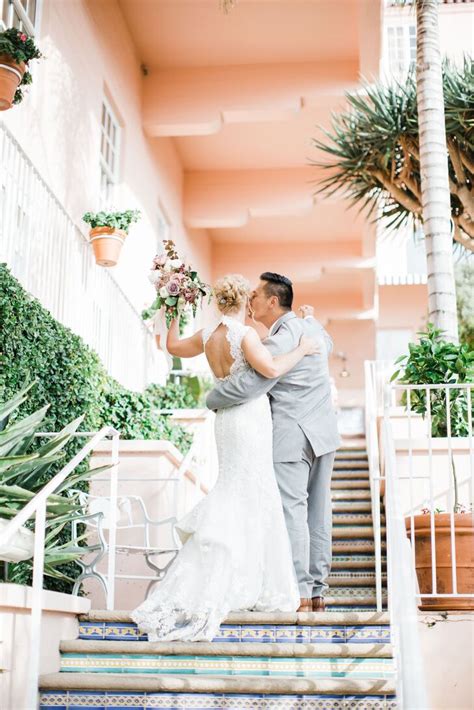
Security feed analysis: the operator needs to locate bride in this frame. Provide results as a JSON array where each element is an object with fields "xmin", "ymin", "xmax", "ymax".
[{"xmin": 131, "ymin": 274, "xmax": 318, "ymax": 641}]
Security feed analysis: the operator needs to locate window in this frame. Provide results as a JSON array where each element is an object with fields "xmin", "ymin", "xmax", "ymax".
[
  {"xmin": 100, "ymin": 98, "xmax": 121, "ymax": 206},
  {"xmin": 387, "ymin": 24, "xmax": 416, "ymax": 76},
  {"xmin": 1, "ymin": 0, "xmax": 39, "ymax": 35}
]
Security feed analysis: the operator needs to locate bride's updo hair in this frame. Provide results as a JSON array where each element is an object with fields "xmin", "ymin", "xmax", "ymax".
[{"xmin": 213, "ymin": 274, "xmax": 251, "ymax": 315}]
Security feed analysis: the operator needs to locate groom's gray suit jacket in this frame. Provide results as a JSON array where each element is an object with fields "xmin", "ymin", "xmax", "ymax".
[{"xmin": 206, "ymin": 312, "xmax": 341, "ymax": 461}]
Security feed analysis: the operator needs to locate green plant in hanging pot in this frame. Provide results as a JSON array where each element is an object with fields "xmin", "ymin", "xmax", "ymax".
[
  {"xmin": 82, "ymin": 209, "xmax": 141, "ymax": 267},
  {"xmin": 0, "ymin": 28, "xmax": 42, "ymax": 110},
  {"xmin": 392, "ymin": 324, "xmax": 474, "ymax": 610}
]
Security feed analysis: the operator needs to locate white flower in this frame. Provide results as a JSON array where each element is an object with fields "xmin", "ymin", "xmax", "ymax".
[
  {"xmin": 148, "ymin": 271, "xmax": 161, "ymax": 285},
  {"xmin": 170, "ymin": 258, "xmax": 182, "ymax": 268},
  {"xmin": 178, "ymin": 296, "xmax": 186, "ymax": 308},
  {"xmin": 159, "ymin": 286, "xmax": 168, "ymax": 298},
  {"xmin": 163, "ymin": 262, "xmax": 173, "ymax": 272}
]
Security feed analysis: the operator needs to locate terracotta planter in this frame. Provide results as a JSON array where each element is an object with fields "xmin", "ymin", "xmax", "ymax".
[
  {"xmin": 89, "ymin": 226, "xmax": 127, "ymax": 267},
  {"xmin": 0, "ymin": 54, "xmax": 25, "ymax": 111},
  {"xmin": 406, "ymin": 513, "xmax": 474, "ymax": 610}
]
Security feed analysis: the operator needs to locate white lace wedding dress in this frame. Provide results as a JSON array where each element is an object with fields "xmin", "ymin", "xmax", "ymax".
[{"xmin": 131, "ymin": 316, "xmax": 299, "ymax": 641}]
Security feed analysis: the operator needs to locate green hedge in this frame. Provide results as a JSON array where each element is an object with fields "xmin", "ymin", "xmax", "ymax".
[{"xmin": 0, "ymin": 264, "xmax": 194, "ymax": 591}]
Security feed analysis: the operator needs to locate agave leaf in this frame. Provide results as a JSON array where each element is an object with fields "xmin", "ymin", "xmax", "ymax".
[{"xmin": 0, "ymin": 383, "xmax": 36, "ymax": 430}]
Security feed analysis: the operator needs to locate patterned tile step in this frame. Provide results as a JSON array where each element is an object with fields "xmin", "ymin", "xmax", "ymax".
[
  {"xmin": 39, "ymin": 673, "xmax": 396, "ymax": 698},
  {"xmin": 332, "ymin": 556, "xmax": 386, "ymax": 571},
  {"xmin": 60, "ymin": 655, "xmax": 394, "ymax": 679},
  {"xmin": 81, "ymin": 611, "xmax": 390, "ymax": 626},
  {"xmin": 331, "ymin": 491, "xmax": 371, "ymax": 501},
  {"xmin": 332, "ymin": 471, "xmax": 369, "ymax": 480},
  {"xmin": 78, "ymin": 623, "xmax": 391, "ymax": 645},
  {"xmin": 335, "ymin": 452, "xmax": 368, "ymax": 460},
  {"xmin": 332, "ymin": 541, "xmax": 386, "ymax": 554},
  {"xmin": 39, "ymin": 689, "xmax": 397, "ymax": 709},
  {"xmin": 331, "ymin": 481, "xmax": 370, "ymax": 490},
  {"xmin": 332, "ymin": 502, "xmax": 372, "ymax": 513},
  {"xmin": 332, "ymin": 527, "xmax": 386, "ymax": 539},
  {"xmin": 328, "ymin": 573, "xmax": 387, "ymax": 587},
  {"xmin": 333, "ymin": 514, "xmax": 385, "ymax": 525},
  {"xmin": 333, "ymin": 461, "xmax": 369, "ymax": 470}
]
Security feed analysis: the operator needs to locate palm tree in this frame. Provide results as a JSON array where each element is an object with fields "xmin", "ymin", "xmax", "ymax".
[
  {"xmin": 414, "ymin": 0, "xmax": 459, "ymax": 342},
  {"xmin": 314, "ymin": 0, "xmax": 466, "ymax": 343}
]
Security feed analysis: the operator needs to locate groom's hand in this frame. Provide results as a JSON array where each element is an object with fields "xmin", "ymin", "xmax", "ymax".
[{"xmin": 298, "ymin": 305, "xmax": 314, "ymax": 318}]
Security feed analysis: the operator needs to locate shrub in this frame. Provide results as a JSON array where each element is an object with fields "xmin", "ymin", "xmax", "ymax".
[
  {"xmin": 0, "ymin": 264, "xmax": 194, "ymax": 591},
  {"xmin": 392, "ymin": 323, "xmax": 474, "ymax": 438}
]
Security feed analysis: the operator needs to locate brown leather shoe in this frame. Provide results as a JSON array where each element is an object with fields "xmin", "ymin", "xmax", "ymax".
[
  {"xmin": 297, "ymin": 597, "xmax": 312, "ymax": 612},
  {"xmin": 312, "ymin": 596, "xmax": 326, "ymax": 612}
]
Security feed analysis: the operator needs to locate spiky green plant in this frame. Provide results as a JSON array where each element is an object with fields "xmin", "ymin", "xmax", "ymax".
[
  {"xmin": 0, "ymin": 384, "xmax": 108, "ymax": 583},
  {"xmin": 313, "ymin": 58, "xmax": 474, "ymax": 252}
]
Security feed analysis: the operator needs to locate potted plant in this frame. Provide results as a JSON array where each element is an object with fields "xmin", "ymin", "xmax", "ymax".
[
  {"xmin": 392, "ymin": 325, "xmax": 474, "ymax": 610},
  {"xmin": 0, "ymin": 28, "xmax": 42, "ymax": 110},
  {"xmin": 82, "ymin": 209, "xmax": 141, "ymax": 267}
]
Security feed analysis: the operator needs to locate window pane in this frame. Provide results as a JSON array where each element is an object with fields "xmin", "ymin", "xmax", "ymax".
[{"xmin": 27, "ymin": 0, "xmax": 36, "ymax": 23}]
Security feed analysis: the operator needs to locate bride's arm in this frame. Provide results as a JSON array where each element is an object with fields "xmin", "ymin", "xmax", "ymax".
[
  {"xmin": 166, "ymin": 318, "xmax": 204, "ymax": 358},
  {"xmin": 241, "ymin": 327, "xmax": 319, "ymax": 379}
]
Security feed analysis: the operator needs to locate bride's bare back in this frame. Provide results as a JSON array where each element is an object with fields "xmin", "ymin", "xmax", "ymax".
[{"xmin": 204, "ymin": 324, "xmax": 237, "ymax": 380}]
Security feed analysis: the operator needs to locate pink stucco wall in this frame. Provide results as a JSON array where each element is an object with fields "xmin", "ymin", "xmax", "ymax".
[{"xmin": 2, "ymin": 0, "xmax": 211, "ymax": 310}]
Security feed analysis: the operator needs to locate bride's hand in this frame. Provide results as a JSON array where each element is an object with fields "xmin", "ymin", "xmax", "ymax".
[{"xmin": 299, "ymin": 335, "xmax": 320, "ymax": 356}]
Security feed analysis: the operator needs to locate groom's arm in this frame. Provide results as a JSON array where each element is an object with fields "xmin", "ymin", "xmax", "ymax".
[{"xmin": 206, "ymin": 337, "xmax": 281, "ymax": 411}]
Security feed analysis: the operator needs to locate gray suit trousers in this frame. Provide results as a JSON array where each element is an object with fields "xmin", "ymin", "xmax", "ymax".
[{"xmin": 274, "ymin": 436, "xmax": 335, "ymax": 598}]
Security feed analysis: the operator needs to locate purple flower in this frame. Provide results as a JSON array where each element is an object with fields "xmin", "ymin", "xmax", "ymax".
[{"xmin": 166, "ymin": 279, "xmax": 181, "ymax": 296}]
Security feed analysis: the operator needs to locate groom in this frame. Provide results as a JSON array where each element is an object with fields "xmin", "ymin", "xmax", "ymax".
[{"xmin": 207, "ymin": 272, "xmax": 341, "ymax": 612}]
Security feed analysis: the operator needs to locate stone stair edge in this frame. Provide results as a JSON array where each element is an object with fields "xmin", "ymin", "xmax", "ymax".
[
  {"xmin": 60, "ymin": 639, "xmax": 394, "ymax": 658},
  {"xmin": 81, "ymin": 610, "xmax": 390, "ymax": 625},
  {"xmin": 39, "ymin": 672, "xmax": 396, "ymax": 696}
]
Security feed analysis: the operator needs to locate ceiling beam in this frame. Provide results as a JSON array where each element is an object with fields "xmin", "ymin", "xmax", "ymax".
[{"xmin": 143, "ymin": 61, "xmax": 358, "ymax": 137}]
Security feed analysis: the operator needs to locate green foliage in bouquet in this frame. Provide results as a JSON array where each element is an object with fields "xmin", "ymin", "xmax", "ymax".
[
  {"xmin": 0, "ymin": 264, "xmax": 195, "ymax": 591},
  {"xmin": 82, "ymin": 210, "xmax": 141, "ymax": 233},
  {"xmin": 0, "ymin": 28, "xmax": 42, "ymax": 104},
  {"xmin": 391, "ymin": 324, "xmax": 474, "ymax": 438}
]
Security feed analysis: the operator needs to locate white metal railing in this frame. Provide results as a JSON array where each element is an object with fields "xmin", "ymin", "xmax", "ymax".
[
  {"xmin": 0, "ymin": 427, "xmax": 120, "ymax": 710},
  {"xmin": 0, "ymin": 122, "xmax": 157, "ymax": 391},
  {"xmin": 387, "ymin": 382, "xmax": 474, "ymax": 602},
  {"xmin": 382, "ymin": 416, "xmax": 429, "ymax": 710},
  {"xmin": 83, "ymin": 413, "xmax": 216, "ymax": 604},
  {"xmin": 365, "ymin": 360, "xmax": 474, "ymax": 708}
]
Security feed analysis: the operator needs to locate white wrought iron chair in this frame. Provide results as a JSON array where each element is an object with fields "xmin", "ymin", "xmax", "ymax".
[{"xmin": 70, "ymin": 492, "xmax": 180, "ymax": 599}]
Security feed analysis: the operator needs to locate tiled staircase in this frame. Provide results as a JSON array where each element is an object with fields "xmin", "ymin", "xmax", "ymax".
[{"xmin": 39, "ymin": 444, "xmax": 394, "ymax": 709}]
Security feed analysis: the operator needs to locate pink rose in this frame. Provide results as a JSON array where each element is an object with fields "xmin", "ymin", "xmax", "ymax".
[
  {"xmin": 153, "ymin": 254, "xmax": 168, "ymax": 268},
  {"xmin": 20, "ymin": 33, "xmax": 27, "ymax": 42},
  {"xmin": 166, "ymin": 279, "xmax": 181, "ymax": 296}
]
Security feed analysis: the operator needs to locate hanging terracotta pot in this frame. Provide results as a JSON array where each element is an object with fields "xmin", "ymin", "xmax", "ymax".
[
  {"xmin": 406, "ymin": 513, "xmax": 474, "ymax": 610},
  {"xmin": 89, "ymin": 226, "xmax": 127, "ymax": 267},
  {"xmin": 0, "ymin": 54, "xmax": 25, "ymax": 111}
]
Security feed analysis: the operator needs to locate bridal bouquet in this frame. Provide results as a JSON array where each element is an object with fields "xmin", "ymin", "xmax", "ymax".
[{"xmin": 143, "ymin": 240, "xmax": 211, "ymax": 328}]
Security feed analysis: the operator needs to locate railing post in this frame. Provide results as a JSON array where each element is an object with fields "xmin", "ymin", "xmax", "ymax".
[
  {"xmin": 26, "ymin": 499, "xmax": 46, "ymax": 710},
  {"xmin": 106, "ymin": 432, "xmax": 120, "ymax": 610}
]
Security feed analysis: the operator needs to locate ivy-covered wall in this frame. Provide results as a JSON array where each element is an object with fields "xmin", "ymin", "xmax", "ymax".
[{"xmin": 0, "ymin": 263, "xmax": 194, "ymax": 590}]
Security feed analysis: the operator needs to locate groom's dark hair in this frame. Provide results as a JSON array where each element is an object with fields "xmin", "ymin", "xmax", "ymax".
[{"xmin": 260, "ymin": 272, "xmax": 293, "ymax": 310}]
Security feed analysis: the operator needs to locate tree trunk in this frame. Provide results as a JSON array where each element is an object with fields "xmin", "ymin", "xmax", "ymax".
[{"xmin": 416, "ymin": 0, "xmax": 459, "ymax": 342}]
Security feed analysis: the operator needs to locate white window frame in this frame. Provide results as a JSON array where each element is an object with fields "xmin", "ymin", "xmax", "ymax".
[
  {"xmin": 0, "ymin": 0, "xmax": 42, "ymax": 36},
  {"xmin": 100, "ymin": 96, "xmax": 121, "ymax": 206},
  {"xmin": 386, "ymin": 23, "xmax": 416, "ymax": 77}
]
